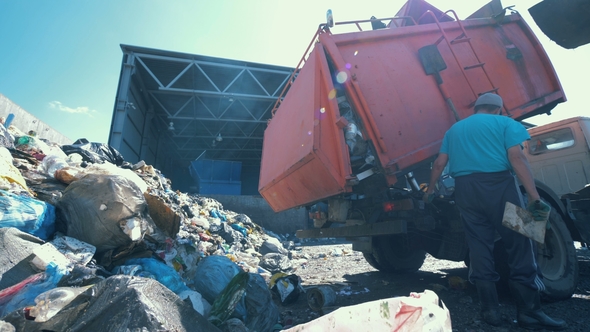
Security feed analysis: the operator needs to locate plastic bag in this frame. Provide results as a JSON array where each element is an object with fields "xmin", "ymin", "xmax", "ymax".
[
  {"xmin": 0, "ymin": 228, "xmax": 44, "ymax": 291},
  {"xmin": 281, "ymin": 290, "xmax": 452, "ymax": 332},
  {"xmin": 0, "ymin": 190, "xmax": 56, "ymax": 241},
  {"xmin": 0, "ymin": 263, "xmax": 66, "ymax": 318},
  {"xmin": 0, "ymin": 273, "xmax": 44, "ymax": 307},
  {"xmin": 259, "ymin": 253, "xmax": 292, "ymax": 274},
  {"xmin": 76, "ymin": 162, "xmax": 148, "ymax": 193},
  {"xmin": 208, "ymin": 272, "xmax": 249, "ymax": 327},
  {"xmin": 42, "ymin": 155, "xmax": 69, "ymax": 178},
  {"xmin": 120, "ymin": 258, "xmax": 189, "ymax": 295},
  {"xmin": 179, "ymin": 289, "xmax": 211, "ymax": 317},
  {"xmin": 219, "ymin": 223, "xmax": 244, "ymax": 245},
  {"xmin": 260, "ymin": 236, "xmax": 289, "ymax": 256},
  {"xmin": 193, "ymin": 255, "xmax": 241, "ymax": 304},
  {"xmin": 57, "ymin": 174, "xmax": 159, "ymax": 253},
  {"xmin": 30, "ymin": 236, "xmax": 96, "ymax": 271},
  {"xmin": 244, "ymin": 273, "xmax": 281, "ymax": 332},
  {"xmin": 0, "ymin": 122, "xmax": 14, "ymax": 149},
  {"xmin": 60, "ymin": 138, "xmax": 125, "ymax": 166},
  {"xmin": 1, "ymin": 275, "xmax": 220, "ymax": 332},
  {"xmin": 270, "ymin": 273, "xmax": 304, "ymax": 304},
  {"xmin": 14, "ymin": 136, "xmax": 50, "ymax": 155},
  {"xmin": 0, "ymin": 147, "xmax": 31, "ymax": 193}
]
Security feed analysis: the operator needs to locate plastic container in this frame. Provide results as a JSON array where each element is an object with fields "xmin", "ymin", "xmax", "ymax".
[{"xmin": 307, "ymin": 286, "xmax": 337, "ymax": 311}]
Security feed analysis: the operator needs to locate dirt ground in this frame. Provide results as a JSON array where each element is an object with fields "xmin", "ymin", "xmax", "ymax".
[{"xmin": 275, "ymin": 240, "xmax": 590, "ymax": 332}]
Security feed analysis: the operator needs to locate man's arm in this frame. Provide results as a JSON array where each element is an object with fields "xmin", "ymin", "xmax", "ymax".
[
  {"xmin": 425, "ymin": 153, "xmax": 448, "ymax": 195},
  {"xmin": 507, "ymin": 145, "xmax": 540, "ymax": 201}
]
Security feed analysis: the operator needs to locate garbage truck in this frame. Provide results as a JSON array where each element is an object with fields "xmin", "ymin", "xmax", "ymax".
[{"xmin": 258, "ymin": 0, "xmax": 586, "ymax": 301}]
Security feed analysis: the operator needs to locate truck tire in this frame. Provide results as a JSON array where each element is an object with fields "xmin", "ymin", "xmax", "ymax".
[
  {"xmin": 362, "ymin": 235, "xmax": 426, "ymax": 273},
  {"xmin": 538, "ymin": 209, "xmax": 579, "ymax": 301},
  {"xmin": 362, "ymin": 252, "xmax": 389, "ymax": 272},
  {"xmin": 488, "ymin": 209, "xmax": 578, "ymax": 301}
]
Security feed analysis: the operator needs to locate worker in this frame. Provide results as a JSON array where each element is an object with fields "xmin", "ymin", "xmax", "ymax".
[{"xmin": 423, "ymin": 93, "xmax": 566, "ymax": 330}]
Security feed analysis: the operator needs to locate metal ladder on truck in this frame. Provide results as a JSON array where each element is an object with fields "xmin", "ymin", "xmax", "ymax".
[{"xmin": 418, "ymin": 10, "xmax": 501, "ymax": 121}]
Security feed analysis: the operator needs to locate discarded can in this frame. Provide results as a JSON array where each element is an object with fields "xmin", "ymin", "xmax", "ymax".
[{"xmin": 307, "ymin": 286, "xmax": 336, "ymax": 311}]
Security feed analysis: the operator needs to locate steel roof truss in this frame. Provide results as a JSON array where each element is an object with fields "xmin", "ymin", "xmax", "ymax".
[
  {"xmin": 136, "ymin": 57, "xmax": 165, "ymax": 87},
  {"xmin": 194, "ymin": 62, "xmax": 222, "ymax": 92},
  {"xmin": 150, "ymin": 93, "xmax": 173, "ymax": 118},
  {"xmin": 166, "ymin": 62, "xmax": 193, "ymax": 89},
  {"xmin": 173, "ymin": 96, "xmax": 194, "ymax": 118},
  {"xmin": 246, "ymin": 70, "xmax": 270, "ymax": 96}
]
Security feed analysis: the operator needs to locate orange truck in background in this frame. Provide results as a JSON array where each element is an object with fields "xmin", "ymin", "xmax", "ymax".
[{"xmin": 259, "ymin": 0, "xmax": 586, "ymax": 301}]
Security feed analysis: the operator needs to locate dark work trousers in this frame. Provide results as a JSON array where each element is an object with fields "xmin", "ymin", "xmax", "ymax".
[{"xmin": 454, "ymin": 171, "xmax": 545, "ymax": 291}]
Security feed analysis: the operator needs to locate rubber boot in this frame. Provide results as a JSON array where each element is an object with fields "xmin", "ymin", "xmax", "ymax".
[
  {"xmin": 475, "ymin": 280, "xmax": 502, "ymax": 327},
  {"xmin": 509, "ymin": 281, "xmax": 567, "ymax": 330}
]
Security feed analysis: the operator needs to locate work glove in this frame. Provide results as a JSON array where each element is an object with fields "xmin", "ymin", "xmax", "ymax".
[{"xmin": 527, "ymin": 200, "xmax": 551, "ymax": 222}]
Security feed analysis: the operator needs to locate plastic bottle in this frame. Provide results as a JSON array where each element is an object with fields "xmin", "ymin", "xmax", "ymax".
[
  {"xmin": 29, "ymin": 286, "xmax": 89, "ymax": 322},
  {"xmin": 42, "ymin": 155, "xmax": 69, "ymax": 178}
]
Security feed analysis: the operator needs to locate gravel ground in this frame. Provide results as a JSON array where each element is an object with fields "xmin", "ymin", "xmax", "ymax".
[{"xmin": 274, "ymin": 240, "xmax": 590, "ymax": 331}]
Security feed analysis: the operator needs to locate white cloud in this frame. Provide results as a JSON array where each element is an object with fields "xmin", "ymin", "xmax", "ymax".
[{"xmin": 48, "ymin": 101, "xmax": 96, "ymax": 117}]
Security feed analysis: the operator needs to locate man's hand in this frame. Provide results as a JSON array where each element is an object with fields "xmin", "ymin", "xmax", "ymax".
[
  {"xmin": 423, "ymin": 191, "xmax": 435, "ymax": 204},
  {"xmin": 527, "ymin": 200, "xmax": 551, "ymax": 221}
]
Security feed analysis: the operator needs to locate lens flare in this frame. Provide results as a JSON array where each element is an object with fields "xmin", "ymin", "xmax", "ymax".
[
  {"xmin": 345, "ymin": 63, "xmax": 352, "ymax": 69},
  {"xmin": 336, "ymin": 72, "xmax": 348, "ymax": 83},
  {"xmin": 354, "ymin": 50, "xmax": 359, "ymax": 56},
  {"xmin": 328, "ymin": 89, "xmax": 337, "ymax": 100}
]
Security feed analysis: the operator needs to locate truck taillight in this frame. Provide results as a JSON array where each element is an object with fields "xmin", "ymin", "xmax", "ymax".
[
  {"xmin": 383, "ymin": 202, "xmax": 395, "ymax": 212},
  {"xmin": 383, "ymin": 199, "xmax": 414, "ymax": 212}
]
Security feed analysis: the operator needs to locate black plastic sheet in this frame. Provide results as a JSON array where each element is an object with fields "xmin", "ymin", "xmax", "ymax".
[
  {"xmin": 61, "ymin": 139, "xmax": 125, "ymax": 166},
  {"xmin": 2, "ymin": 275, "xmax": 221, "ymax": 332}
]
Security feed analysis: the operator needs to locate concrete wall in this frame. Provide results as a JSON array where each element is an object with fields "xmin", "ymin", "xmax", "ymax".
[
  {"xmin": 208, "ymin": 194, "xmax": 308, "ymax": 235},
  {"xmin": 0, "ymin": 93, "xmax": 72, "ymax": 145}
]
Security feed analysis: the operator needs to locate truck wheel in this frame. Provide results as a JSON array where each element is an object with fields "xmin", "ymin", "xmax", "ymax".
[
  {"xmin": 490, "ymin": 208, "xmax": 578, "ymax": 301},
  {"xmin": 362, "ymin": 235, "xmax": 426, "ymax": 273},
  {"xmin": 362, "ymin": 252, "xmax": 389, "ymax": 272},
  {"xmin": 538, "ymin": 209, "xmax": 579, "ymax": 301}
]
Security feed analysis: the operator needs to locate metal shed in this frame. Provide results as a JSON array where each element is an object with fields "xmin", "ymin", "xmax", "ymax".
[{"xmin": 109, "ymin": 45, "xmax": 294, "ymax": 193}]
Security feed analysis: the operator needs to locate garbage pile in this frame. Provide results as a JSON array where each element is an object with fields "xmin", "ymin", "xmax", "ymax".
[{"xmin": 0, "ymin": 121, "xmax": 303, "ymax": 332}]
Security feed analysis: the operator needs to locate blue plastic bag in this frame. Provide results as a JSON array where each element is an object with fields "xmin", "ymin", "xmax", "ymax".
[
  {"xmin": 0, "ymin": 190, "xmax": 55, "ymax": 240},
  {"xmin": 120, "ymin": 258, "xmax": 189, "ymax": 295},
  {"xmin": 209, "ymin": 209, "xmax": 226, "ymax": 221},
  {"xmin": 230, "ymin": 224, "xmax": 248, "ymax": 237},
  {"xmin": 0, "ymin": 263, "xmax": 66, "ymax": 318},
  {"xmin": 193, "ymin": 255, "xmax": 247, "ymax": 321}
]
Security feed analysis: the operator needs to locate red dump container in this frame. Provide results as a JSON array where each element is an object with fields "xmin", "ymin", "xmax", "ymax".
[{"xmin": 260, "ymin": 2, "xmax": 565, "ymax": 212}]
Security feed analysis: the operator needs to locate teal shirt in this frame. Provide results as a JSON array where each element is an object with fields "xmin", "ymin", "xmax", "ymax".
[{"xmin": 440, "ymin": 113, "xmax": 530, "ymax": 177}]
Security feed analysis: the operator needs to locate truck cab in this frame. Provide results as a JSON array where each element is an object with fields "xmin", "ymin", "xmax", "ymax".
[{"xmin": 525, "ymin": 117, "xmax": 590, "ymax": 197}]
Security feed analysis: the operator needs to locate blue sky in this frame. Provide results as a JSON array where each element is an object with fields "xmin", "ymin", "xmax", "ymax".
[{"xmin": 0, "ymin": 0, "xmax": 587, "ymax": 143}]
